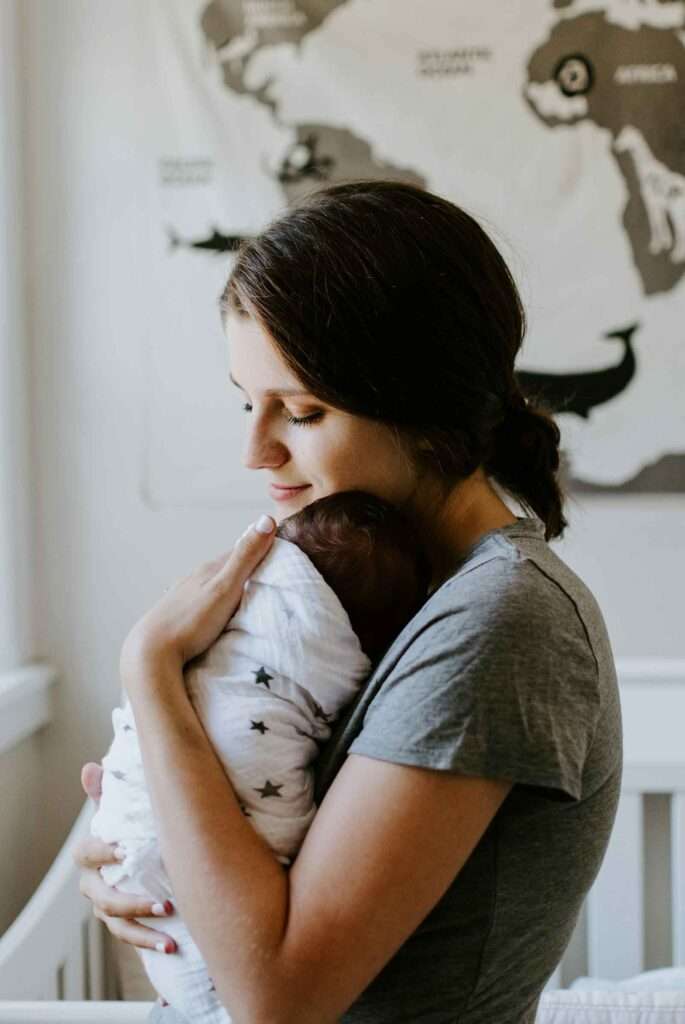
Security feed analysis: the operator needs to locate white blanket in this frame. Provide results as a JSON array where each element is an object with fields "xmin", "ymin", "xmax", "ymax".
[{"xmin": 90, "ymin": 537, "xmax": 371, "ymax": 1022}]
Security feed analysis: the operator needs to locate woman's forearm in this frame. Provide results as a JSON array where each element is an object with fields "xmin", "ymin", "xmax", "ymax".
[{"xmin": 125, "ymin": 654, "xmax": 291, "ymax": 1024}]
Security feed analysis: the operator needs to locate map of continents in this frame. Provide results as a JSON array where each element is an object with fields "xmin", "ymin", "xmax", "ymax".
[{"xmin": 186, "ymin": 0, "xmax": 685, "ymax": 493}]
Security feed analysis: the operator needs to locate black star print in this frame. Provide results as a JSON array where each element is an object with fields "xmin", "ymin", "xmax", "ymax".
[
  {"xmin": 111, "ymin": 770, "xmax": 126, "ymax": 780},
  {"xmin": 123, "ymin": 724, "xmax": 133, "ymax": 732},
  {"xmin": 254, "ymin": 779, "xmax": 284, "ymax": 799},
  {"xmin": 253, "ymin": 666, "xmax": 273, "ymax": 689},
  {"xmin": 208, "ymin": 978, "xmax": 216, "ymax": 992},
  {"xmin": 250, "ymin": 720, "xmax": 268, "ymax": 734}
]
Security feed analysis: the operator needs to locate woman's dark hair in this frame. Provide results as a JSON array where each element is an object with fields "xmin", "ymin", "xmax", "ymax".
[{"xmin": 220, "ymin": 179, "xmax": 567, "ymax": 540}]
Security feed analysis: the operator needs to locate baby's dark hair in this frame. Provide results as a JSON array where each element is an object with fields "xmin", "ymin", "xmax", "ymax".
[{"xmin": 276, "ymin": 490, "xmax": 431, "ymax": 665}]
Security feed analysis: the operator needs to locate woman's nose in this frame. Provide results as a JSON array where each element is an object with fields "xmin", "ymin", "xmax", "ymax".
[{"xmin": 242, "ymin": 422, "xmax": 288, "ymax": 471}]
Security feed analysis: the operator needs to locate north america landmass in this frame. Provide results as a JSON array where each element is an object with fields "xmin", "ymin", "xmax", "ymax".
[{"xmin": 200, "ymin": 0, "xmax": 425, "ymax": 203}]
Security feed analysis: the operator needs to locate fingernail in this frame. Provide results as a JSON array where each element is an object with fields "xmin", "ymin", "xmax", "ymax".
[
  {"xmin": 155, "ymin": 940, "xmax": 176, "ymax": 954},
  {"xmin": 164, "ymin": 900, "xmax": 174, "ymax": 914},
  {"xmin": 151, "ymin": 903, "xmax": 167, "ymax": 916},
  {"xmin": 255, "ymin": 514, "xmax": 275, "ymax": 535},
  {"xmin": 114, "ymin": 848, "xmax": 126, "ymax": 861}
]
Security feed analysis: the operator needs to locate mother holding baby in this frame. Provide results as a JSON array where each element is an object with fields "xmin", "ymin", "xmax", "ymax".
[{"xmin": 74, "ymin": 180, "xmax": 622, "ymax": 1023}]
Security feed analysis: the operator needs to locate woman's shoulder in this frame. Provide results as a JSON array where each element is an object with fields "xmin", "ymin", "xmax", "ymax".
[
  {"xmin": 315, "ymin": 518, "xmax": 619, "ymax": 805},
  {"xmin": 426, "ymin": 516, "xmax": 612, "ymax": 667}
]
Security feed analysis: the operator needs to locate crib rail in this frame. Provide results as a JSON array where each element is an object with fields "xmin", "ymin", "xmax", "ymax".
[
  {"xmin": 0, "ymin": 1004, "xmax": 152, "ymax": 1022},
  {"xmin": 586, "ymin": 667, "xmax": 685, "ymax": 980},
  {"xmin": 0, "ymin": 803, "xmax": 112, "ymax": 1001},
  {"xmin": 2, "ymin": 992, "xmax": 685, "ymax": 1024}
]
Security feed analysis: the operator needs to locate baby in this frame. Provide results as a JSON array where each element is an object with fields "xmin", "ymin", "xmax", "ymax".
[{"xmin": 90, "ymin": 490, "xmax": 430, "ymax": 1023}]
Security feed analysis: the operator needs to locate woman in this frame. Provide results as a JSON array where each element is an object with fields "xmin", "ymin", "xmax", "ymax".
[{"xmin": 75, "ymin": 180, "xmax": 622, "ymax": 1024}]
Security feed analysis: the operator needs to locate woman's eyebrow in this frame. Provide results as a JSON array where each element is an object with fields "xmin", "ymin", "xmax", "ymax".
[{"xmin": 228, "ymin": 372, "xmax": 312, "ymax": 398}]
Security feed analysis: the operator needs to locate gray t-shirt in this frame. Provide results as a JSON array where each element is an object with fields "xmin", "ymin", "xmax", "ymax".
[
  {"xmin": 312, "ymin": 515, "xmax": 622, "ymax": 1023},
  {"xmin": 148, "ymin": 516, "xmax": 622, "ymax": 1024}
]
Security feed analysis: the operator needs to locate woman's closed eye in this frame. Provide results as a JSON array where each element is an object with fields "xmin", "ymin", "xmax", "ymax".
[{"xmin": 240, "ymin": 402, "xmax": 324, "ymax": 427}]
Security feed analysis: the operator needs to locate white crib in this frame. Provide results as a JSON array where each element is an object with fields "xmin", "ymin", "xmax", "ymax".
[{"xmin": 1, "ymin": 661, "xmax": 685, "ymax": 1023}]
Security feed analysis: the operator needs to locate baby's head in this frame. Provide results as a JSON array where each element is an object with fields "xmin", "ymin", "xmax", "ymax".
[{"xmin": 275, "ymin": 491, "xmax": 431, "ymax": 665}]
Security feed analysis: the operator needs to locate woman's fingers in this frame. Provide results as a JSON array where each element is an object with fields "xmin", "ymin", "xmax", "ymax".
[
  {"xmin": 214, "ymin": 516, "xmax": 276, "ymax": 597},
  {"xmin": 79, "ymin": 866, "xmax": 173, "ymax": 922},
  {"xmin": 72, "ymin": 835, "xmax": 122, "ymax": 869},
  {"xmin": 92, "ymin": 905, "xmax": 177, "ymax": 954},
  {"xmin": 81, "ymin": 762, "xmax": 104, "ymax": 803},
  {"xmin": 78, "ymin": 862, "xmax": 178, "ymax": 953}
]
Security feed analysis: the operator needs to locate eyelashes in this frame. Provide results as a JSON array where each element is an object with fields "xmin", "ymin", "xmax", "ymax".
[
  {"xmin": 240, "ymin": 402, "xmax": 323, "ymax": 427},
  {"xmin": 285, "ymin": 412, "xmax": 324, "ymax": 427}
]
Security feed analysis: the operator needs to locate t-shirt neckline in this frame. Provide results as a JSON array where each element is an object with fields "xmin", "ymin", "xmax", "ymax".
[{"xmin": 427, "ymin": 515, "xmax": 545, "ymax": 599}]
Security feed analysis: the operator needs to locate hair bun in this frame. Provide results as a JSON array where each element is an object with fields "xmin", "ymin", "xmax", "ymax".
[
  {"xmin": 487, "ymin": 392, "xmax": 566, "ymax": 538},
  {"xmin": 504, "ymin": 394, "xmax": 537, "ymax": 449}
]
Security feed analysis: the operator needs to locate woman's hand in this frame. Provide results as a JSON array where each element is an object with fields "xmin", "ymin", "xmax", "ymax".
[
  {"xmin": 120, "ymin": 515, "xmax": 276, "ymax": 680},
  {"xmin": 73, "ymin": 763, "xmax": 178, "ymax": 959},
  {"xmin": 74, "ymin": 516, "xmax": 276, "ymax": 995}
]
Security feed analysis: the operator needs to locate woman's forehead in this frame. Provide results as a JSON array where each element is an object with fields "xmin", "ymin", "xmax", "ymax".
[{"xmin": 225, "ymin": 311, "xmax": 310, "ymax": 394}]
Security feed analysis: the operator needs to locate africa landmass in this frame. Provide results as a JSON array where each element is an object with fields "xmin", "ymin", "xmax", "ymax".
[{"xmin": 525, "ymin": 8, "xmax": 685, "ymax": 296}]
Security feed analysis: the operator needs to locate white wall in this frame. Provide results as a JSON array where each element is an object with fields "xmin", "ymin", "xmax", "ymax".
[
  {"xmin": 10, "ymin": 0, "xmax": 268, "ymax": 908},
  {"xmin": 555, "ymin": 495, "xmax": 685, "ymax": 660},
  {"xmin": 2, "ymin": 0, "xmax": 684, "ymax": 938}
]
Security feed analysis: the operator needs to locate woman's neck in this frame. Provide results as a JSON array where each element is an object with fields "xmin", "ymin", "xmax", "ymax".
[{"xmin": 409, "ymin": 469, "xmax": 518, "ymax": 594}]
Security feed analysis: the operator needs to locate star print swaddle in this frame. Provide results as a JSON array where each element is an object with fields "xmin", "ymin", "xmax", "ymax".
[{"xmin": 90, "ymin": 537, "xmax": 372, "ymax": 1024}]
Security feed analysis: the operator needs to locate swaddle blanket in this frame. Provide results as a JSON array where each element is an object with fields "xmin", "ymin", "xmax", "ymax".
[{"xmin": 90, "ymin": 537, "xmax": 372, "ymax": 1022}]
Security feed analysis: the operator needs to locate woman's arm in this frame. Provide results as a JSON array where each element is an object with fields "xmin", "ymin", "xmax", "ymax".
[
  {"xmin": 117, "ymin": 650, "xmax": 512, "ymax": 1024},
  {"xmin": 78, "ymin": 520, "xmax": 511, "ymax": 1023}
]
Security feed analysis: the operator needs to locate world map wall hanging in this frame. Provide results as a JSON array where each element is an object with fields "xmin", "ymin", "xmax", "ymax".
[{"xmin": 143, "ymin": 0, "xmax": 685, "ymax": 508}]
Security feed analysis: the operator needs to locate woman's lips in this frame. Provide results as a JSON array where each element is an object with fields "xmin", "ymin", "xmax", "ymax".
[{"xmin": 269, "ymin": 483, "xmax": 311, "ymax": 502}]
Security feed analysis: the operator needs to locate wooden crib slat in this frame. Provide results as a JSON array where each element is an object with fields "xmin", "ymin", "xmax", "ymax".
[
  {"xmin": 672, "ymin": 792, "xmax": 685, "ymax": 965},
  {"xmin": 86, "ymin": 916, "xmax": 107, "ymax": 1001},
  {"xmin": 586, "ymin": 791, "xmax": 643, "ymax": 979},
  {"xmin": 40, "ymin": 973, "xmax": 59, "ymax": 1000},
  {"xmin": 62, "ymin": 943, "xmax": 85, "ymax": 1001}
]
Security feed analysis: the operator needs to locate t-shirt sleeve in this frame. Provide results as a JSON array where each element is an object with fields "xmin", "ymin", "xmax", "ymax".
[{"xmin": 347, "ymin": 559, "xmax": 602, "ymax": 801}]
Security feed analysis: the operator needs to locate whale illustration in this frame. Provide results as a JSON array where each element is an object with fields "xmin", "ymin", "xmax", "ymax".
[{"xmin": 515, "ymin": 322, "xmax": 638, "ymax": 418}]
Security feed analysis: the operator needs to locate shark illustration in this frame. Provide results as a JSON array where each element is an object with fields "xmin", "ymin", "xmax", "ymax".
[{"xmin": 168, "ymin": 226, "xmax": 247, "ymax": 254}]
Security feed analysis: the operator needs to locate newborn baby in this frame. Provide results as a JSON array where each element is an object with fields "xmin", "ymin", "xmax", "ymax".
[{"xmin": 90, "ymin": 490, "xmax": 430, "ymax": 1023}]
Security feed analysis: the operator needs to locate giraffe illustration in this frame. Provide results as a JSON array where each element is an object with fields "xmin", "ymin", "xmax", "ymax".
[{"xmin": 614, "ymin": 125, "xmax": 685, "ymax": 262}]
